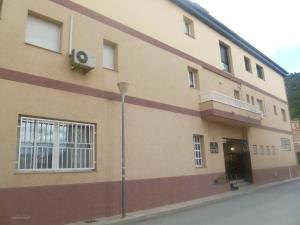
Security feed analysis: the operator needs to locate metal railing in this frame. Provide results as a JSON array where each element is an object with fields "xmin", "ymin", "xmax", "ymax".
[{"xmin": 200, "ymin": 91, "xmax": 262, "ymax": 114}]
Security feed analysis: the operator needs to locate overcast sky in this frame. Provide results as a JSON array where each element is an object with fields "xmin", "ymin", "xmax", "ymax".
[{"xmin": 192, "ymin": 0, "xmax": 300, "ymax": 73}]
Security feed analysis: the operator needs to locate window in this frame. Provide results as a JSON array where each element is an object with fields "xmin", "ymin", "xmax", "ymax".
[
  {"xmin": 188, "ymin": 67, "xmax": 199, "ymax": 89},
  {"xmin": 244, "ymin": 56, "xmax": 252, "ymax": 72},
  {"xmin": 183, "ymin": 16, "xmax": 194, "ymax": 37},
  {"xmin": 257, "ymin": 99, "xmax": 265, "ymax": 114},
  {"xmin": 281, "ymin": 108, "xmax": 287, "ymax": 122},
  {"xmin": 251, "ymin": 96, "xmax": 255, "ymax": 105},
  {"xmin": 273, "ymin": 105, "xmax": 277, "ymax": 115},
  {"xmin": 253, "ymin": 145, "xmax": 258, "ymax": 155},
  {"xmin": 271, "ymin": 146, "xmax": 276, "ymax": 155},
  {"xmin": 246, "ymin": 94, "xmax": 250, "ymax": 104},
  {"xmin": 25, "ymin": 13, "xmax": 61, "ymax": 52},
  {"xmin": 0, "ymin": 0, "xmax": 3, "ymax": 19},
  {"xmin": 259, "ymin": 145, "xmax": 264, "ymax": 155},
  {"xmin": 280, "ymin": 138, "xmax": 291, "ymax": 151},
  {"xmin": 17, "ymin": 117, "xmax": 95, "ymax": 171},
  {"xmin": 103, "ymin": 40, "xmax": 117, "ymax": 70},
  {"xmin": 266, "ymin": 146, "xmax": 271, "ymax": 155},
  {"xmin": 193, "ymin": 135, "xmax": 203, "ymax": 167},
  {"xmin": 234, "ymin": 90, "xmax": 240, "ymax": 100},
  {"xmin": 219, "ymin": 43, "xmax": 231, "ymax": 73},
  {"xmin": 256, "ymin": 64, "xmax": 265, "ymax": 80}
]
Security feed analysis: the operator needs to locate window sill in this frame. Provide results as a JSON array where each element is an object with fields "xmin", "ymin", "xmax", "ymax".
[
  {"xmin": 24, "ymin": 42, "xmax": 62, "ymax": 55},
  {"xmin": 184, "ymin": 33, "xmax": 195, "ymax": 39},
  {"xmin": 103, "ymin": 67, "xmax": 118, "ymax": 72},
  {"xmin": 14, "ymin": 168, "xmax": 95, "ymax": 174}
]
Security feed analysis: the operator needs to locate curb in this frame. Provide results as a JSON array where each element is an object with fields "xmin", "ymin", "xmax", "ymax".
[{"xmin": 72, "ymin": 176, "xmax": 300, "ymax": 225}]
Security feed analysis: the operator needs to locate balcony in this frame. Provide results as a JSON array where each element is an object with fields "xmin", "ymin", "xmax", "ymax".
[{"xmin": 199, "ymin": 91, "xmax": 262, "ymax": 126}]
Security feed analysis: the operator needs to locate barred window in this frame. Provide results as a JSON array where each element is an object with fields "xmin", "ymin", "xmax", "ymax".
[
  {"xmin": 252, "ymin": 145, "xmax": 258, "ymax": 155},
  {"xmin": 193, "ymin": 135, "xmax": 203, "ymax": 167},
  {"xmin": 17, "ymin": 117, "xmax": 95, "ymax": 171},
  {"xmin": 259, "ymin": 145, "xmax": 264, "ymax": 155},
  {"xmin": 271, "ymin": 146, "xmax": 276, "ymax": 155},
  {"xmin": 280, "ymin": 138, "xmax": 291, "ymax": 151},
  {"xmin": 266, "ymin": 146, "xmax": 271, "ymax": 155}
]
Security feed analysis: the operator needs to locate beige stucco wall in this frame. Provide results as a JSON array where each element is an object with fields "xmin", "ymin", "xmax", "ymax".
[
  {"xmin": 0, "ymin": 0, "xmax": 297, "ymax": 189},
  {"xmin": 247, "ymin": 128, "xmax": 297, "ymax": 169},
  {"xmin": 71, "ymin": 0, "xmax": 287, "ymax": 100}
]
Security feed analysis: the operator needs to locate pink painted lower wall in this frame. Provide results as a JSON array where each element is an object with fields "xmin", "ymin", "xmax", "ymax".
[
  {"xmin": 0, "ymin": 173, "xmax": 229, "ymax": 225},
  {"xmin": 252, "ymin": 166, "xmax": 299, "ymax": 185},
  {"xmin": 1, "ymin": 166, "xmax": 298, "ymax": 225}
]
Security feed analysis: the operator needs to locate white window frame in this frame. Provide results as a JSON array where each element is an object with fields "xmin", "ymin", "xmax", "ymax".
[
  {"xmin": 103, "ymin": 40, "xmax": 117, "ymax": 70},
  {"xmin": 188, "ymin": 70, "xmax": 196, "ymax": 88},
  {"xmin": 183, "ymin": 16, "xmax": 194, "ymax": 37},
  {"xmin": 25, "ymin": 13, "xmax": 62, "ymax": 52},
  {"xmin": 193, "ymin": 134, "xmax": 203, "ymax": 167},
  {"xmin": 252, "ymin": 145, "xmax": 258, "ymax": 155},
  {"xmin": 17, "ymin": 117, "xmax": 96, "ymax": 172},
  {"xmin": 280, "ymin": 138, "xmax": 291, "ymax": 151}
]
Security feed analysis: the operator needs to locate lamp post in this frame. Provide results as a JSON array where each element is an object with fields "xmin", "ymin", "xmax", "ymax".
[{"xmin": 117, "ymin": 82, "xmax": 129, "ymax": 218}]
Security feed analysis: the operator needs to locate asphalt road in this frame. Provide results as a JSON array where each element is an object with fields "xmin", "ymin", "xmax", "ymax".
[{"xmin": 127, "ymin": 180, "xmax": 300, "ymax": 225}]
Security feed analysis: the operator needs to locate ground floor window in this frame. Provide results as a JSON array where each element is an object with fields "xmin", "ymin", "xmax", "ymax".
[
  {"xmin": 193, "ymin": 134, "xmax": 203, "ymax": 167},
  {"xmin": 17, "ymin": 116, "xmax": 95, "ymax": 171},
  {"xmin": 280, "ymin": 138, "xmax": 291, "ymax": 151}
]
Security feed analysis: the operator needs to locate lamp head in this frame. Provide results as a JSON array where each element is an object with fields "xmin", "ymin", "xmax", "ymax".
[{"xmin": 117, "ymin": 82, "xmax": 129, "ymax": 95}]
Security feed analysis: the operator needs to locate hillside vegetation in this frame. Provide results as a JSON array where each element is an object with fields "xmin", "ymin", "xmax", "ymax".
[{"xmin": 285, "ymin": 73, "xmax": 300, "ymax": 120}]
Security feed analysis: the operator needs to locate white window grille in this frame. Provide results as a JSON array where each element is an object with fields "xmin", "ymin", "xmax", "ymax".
[
  {"xmin": 252, "ymin": 145, "xmax": 258, "ymax": 155},
  {"xmin": 280, "ymin": 138, "xmax": 291, "ymax": 151},
  {"xmin": 193, "ymin": 134, "xmax": 203, "ymax": 167},
  {"xmin": 25, "ymin": 14, "xmax": 61, "ymax": 52},
  {"xmin": 271, "ymin": 146, "xmax": 276, "ymax": 155},
  {"xmin": 17, "ymin": 117, "xmax": 95, "ymax": 171}
]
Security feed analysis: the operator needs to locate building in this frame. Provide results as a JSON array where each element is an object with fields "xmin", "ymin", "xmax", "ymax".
[
  {"xmin": 0, "ymin": 0, "xmax": 298, "ymax": 225},
  {"xmin": 291, "ymin": 120, "xmax": 300, "ymax": 163}
]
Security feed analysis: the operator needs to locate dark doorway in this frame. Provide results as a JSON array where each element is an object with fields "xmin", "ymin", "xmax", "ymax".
[{"xmin": 223, "ymin": 138, "xmax": 253, "ymax": 183}]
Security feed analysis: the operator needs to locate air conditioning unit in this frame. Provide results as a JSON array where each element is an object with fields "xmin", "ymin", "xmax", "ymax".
[{"xmin": 71, "ymin": 49, "xmax": 96, "ymax": 72}]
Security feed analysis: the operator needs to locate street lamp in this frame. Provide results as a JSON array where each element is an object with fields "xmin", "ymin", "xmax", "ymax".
[{"xmin": 117, "ymin": 82, "xmax": 129, "ymax": 218}]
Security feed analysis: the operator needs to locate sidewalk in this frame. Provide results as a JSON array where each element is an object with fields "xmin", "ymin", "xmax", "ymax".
[{"xmin": 70, "ymin": 176, "xmax": 300, "ymax": 225}]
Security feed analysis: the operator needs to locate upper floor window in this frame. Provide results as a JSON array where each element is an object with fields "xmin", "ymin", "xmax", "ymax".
[
  {"xmin": 188, "ymin": 67, "xmax": 199, "ymax": 89},
  {"xmin": 25, "ymin": 13, "xmax": 62, "ymax": 52},
  {"xmin": 251, "ymin": 96, "xmax": 255, "ymax": 105},
  {"xmin": 234, "ymin": 90, "xmax": 240, "ymax": 100},
  {"xmin": 17, "ymin": 117, "xmax": 95, "ymax": 171},
  {"xmin": 257, "ymin": 99, "xmax": 265, "ymax": 114},
  {"xmin": 246, "ymin": 94, "xmax": 250, "ymax": 103},
  {"xmin": 256, "ymin": 64, "xmax": 265, "ymax": 80},
  {"xmin": 103, "ymin": 40, "xmax": 117, "ymax": 71},
  {"xmin": 193, "ymin": 134, "xmax": 203, "ymax": 167},
  {"xmin": 219, "ymin": 43, "xmax": 231, "ymax": 73},
  {"xmin": 244, "ymin": 56, "xmax": 252, "ymax": 73},
  {"xmin": 0, "ymin": 0, "xmax": 3, "ymax": 19},
  {"xmin": 280, "ymin": 138, "xmax": 291, "ymax": 151},
  {"xmin": 273, "ymin": 105, "xmax": 278, "ymax": 115},
  {"xmin": 281, "ymin": 108, "xmax": 287, "ymax": 122},
  {"xmin": 183, "ymin": 16, "xmax": 195, "ymax": 38}
]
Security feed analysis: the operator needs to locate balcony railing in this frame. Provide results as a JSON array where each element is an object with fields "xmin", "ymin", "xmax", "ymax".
[{"xmin": 200, "ymin": 91, "xmax": 262, "ymax": 114}]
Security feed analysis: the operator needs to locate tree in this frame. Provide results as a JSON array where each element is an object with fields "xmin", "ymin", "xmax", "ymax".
[{"xmin": 285, "ymin": 73, "xmax": 300, "ymax": 120}]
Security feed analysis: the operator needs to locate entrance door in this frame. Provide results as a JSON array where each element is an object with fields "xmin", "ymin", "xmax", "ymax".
[{"xmin": 223, "ymin": 138, "xmax": 253, "ymax": 183}]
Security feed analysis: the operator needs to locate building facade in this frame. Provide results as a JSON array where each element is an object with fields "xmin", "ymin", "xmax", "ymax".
[
  {"xmin": 291, "ymin": 120, "xmax": 300, "ymax": 164},
  {"xmin": 0, "ymin": 0, "xmax": 298, "ymax": 225}
]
